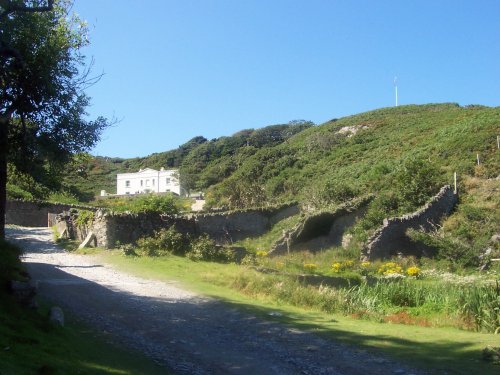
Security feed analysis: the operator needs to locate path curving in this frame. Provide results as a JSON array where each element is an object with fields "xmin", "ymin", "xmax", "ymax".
[{"xmin": 7, "ymin": 226, "xmax": 428, "ymax": 375}]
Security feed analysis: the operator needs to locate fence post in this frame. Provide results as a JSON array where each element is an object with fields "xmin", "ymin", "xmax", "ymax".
[{"xmin": 454, "ymin": 172, "xmax": 458, "ymax": 194}]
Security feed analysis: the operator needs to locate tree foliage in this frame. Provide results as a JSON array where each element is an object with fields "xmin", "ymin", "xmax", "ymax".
[{"xmin": 0, "ymin": 0, "xmax": 109, "ymax": 236}]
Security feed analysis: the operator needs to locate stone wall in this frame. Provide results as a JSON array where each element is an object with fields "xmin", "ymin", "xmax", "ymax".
[
  {"xmin": 92, "ymin": 210, "xmax": 197, "ymax": 248},
  {"xmin": 362, "ymin": 185, "xmax": 458, "ymax": 260},
  {"xmin": 88, "ymin": 204, "xmax": 300, "ymax": 248},
  {"xmin": 268, "ymin": 197, "xmax": 371, "ymax": 256},
  {"xmin": 5, "ymin": 200, "xmax": 98, "ymax": 228},
  {"xmin": 193, "ymin": 205, "xmax": 299, "ymax": 244}
]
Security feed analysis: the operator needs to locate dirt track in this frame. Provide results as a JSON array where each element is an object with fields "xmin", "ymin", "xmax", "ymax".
[{"xmin": 7, "ymin": 226, "xmax": 427, "ymax": 375}]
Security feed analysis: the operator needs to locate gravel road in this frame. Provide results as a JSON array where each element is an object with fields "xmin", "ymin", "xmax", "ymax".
[{"xmin": 7, "ymin": 226, "xmax": 428, "ymax": 375}]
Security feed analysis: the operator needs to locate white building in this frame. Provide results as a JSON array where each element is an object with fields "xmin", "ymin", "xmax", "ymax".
[{"xmin": 116, "ymin": 168, "xmax": 182, "ymax": 196}]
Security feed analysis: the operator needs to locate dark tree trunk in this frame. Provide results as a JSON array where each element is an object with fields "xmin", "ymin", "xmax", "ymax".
[{"xmin": 0, "ymin": 117, "xmax": 8, "ymax": 239}]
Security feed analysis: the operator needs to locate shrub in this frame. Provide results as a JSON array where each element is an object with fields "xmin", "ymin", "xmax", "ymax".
[
  {"xmin": 120, "ymin": 243, "xmax": 137, "ymax": 256},
  {"xmin": 406, "ymin": 266, "xmax": 421, "ymax": 278},
  {"xmin": 331, "ymin": 260, "xmax": 356, "ymax": 273},
  {"xmin": 408, "ymin": 229, "xmax": 479, "ymax": 269},
  {"xmin": 256, "ymin": 250, "xmax": 268, "ymax": 258},
  {"xmin": 303, "ymin": 263, "xmax": 318, "ymax": 273},
  {"xmin": 394, "ymin": 157, "xmax": 441, "ymax": 212},
  {"xmin": 378, "ymin": 262, "xmax": 403, "ymax": 276},
  {"xmin": 187, "ymin": 235, "xmax": 234, "ymax": 263},
  {"xmin": 74, "ymin": 210, "xmax": 94, "ymax": 227},
  {"xmin": 136, "ymin": 227, "xmax": 188, "ymax": 257},
  {"xmin": 130, "ymin": 194, "xmax": 179, "ymax": 214}
]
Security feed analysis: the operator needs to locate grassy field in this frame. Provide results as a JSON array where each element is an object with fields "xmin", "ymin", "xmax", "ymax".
[{"xmin": 95, "ymin": 250, "xmax": 500, "ymax": 375}]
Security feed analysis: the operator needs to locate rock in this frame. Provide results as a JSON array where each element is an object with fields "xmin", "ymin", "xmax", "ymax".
[
  {"xmin": 342, "ymin": 233, "xmax": 353, "ymax": 249},
  {"xmin": 78, "ymin": 231, "xmax": 96, "ymax": 249},
  {"xmin": 49, "ymin": 306, "xmax": 65, "ymax": 327}
]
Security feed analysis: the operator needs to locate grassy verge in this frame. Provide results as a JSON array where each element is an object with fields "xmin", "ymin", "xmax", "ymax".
[{"xmin": 97, "ymin": 251, "xmax": 500, "ymax": 375}]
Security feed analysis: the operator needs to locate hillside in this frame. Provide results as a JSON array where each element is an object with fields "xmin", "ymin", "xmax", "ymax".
[
  {"xmin": 58, "ymin": 120, "xmax": 313, "ymax": 199},
  {"xmin": 9, "ymin": 104, "xmax": 498, "ymax": 214},
  {"xmin": 207, "ymin": 103, "xmax": 499, "ymax": 209}
]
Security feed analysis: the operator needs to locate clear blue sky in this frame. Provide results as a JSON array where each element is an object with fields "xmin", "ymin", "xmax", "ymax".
[{"xmin": 73, "ymin": 0, "xmax": 500, "ymax": 158}]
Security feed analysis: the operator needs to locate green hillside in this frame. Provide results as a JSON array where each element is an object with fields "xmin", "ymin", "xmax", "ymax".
[
  {"xmin": 60, "ymin": 120, "xmax": 314, "ymax": 199},
  {"xmin": 9, "ymin": 104, "xmax": 498, "ymax": 215},
  {"xmin": 206, "ymin": 103, "xmax": 498, "ymax": 208}
]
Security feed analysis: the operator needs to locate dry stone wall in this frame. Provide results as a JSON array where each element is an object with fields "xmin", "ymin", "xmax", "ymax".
[
  {"xmin": 362, "ymin": 185, "xmax": 458, "ymax": 260},
  {"xmin": 6, "ymin": 200, "xmax": 98, "ymax": 227},
  {"xmin": 88, "ymin": 204, "xmax": 300, "ymax": 248}
]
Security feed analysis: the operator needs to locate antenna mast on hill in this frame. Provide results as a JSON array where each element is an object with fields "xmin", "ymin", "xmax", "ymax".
[{"xmin": 394, "ymin": 76, "xmax": 398, "ymax": 107}]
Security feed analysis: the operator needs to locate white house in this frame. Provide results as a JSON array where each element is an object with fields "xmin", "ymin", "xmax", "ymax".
[{"xmin": 116, "ymin": 168, "xmax": 182, "ymax": 196}]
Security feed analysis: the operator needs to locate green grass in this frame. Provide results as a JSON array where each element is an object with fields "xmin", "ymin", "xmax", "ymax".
[
  {"xmin": 96, "ymin": 251, "xmax": 500, "ymax": 375},
  {"xmin": 234, "ymin": 214, "xmax": 302, "ymax": 253}
]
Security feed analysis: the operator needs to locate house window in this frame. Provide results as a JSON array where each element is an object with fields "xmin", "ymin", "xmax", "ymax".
[
  {"xmin": 125, "ymin": 180, "xmax": 130, "ymax": 188},
  {"xmin": 166, "ymin": 178, "xmax": 171, "ymax": 184},
  {"xmin": 141, "ymin": 180, "xmax": 143, "ymax": 187},
  {"xmin": 152, "ymin": 179, "xmax": 155, "ymax": 186}
]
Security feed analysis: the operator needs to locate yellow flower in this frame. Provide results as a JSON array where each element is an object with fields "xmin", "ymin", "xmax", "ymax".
[
  {"xmin": 343, "ymin": 260, "xmax": 355, "ymax": 269},
  {"xmin": 331, "ymin": 262, "xmax": 342, "ymax": 273},
  {"xmin": 361, "ymin": 261, "xmax": 371, "ymax": 268},
  {"xmin": 378, "ymin": 261, "xmax": 403, "ymax": 275},
  {"xmin": 406, "ymin": 266, "xmax": 421, "ymax": 277},
  {"xmin": 256, "ymin": 250, "xmax": 268, "ymax": 257}
]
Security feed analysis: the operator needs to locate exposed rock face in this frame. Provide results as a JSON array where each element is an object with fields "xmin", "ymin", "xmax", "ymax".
[
  {"xmin": 268, "ymin": 197, "xmax": 372, "ymax": 256},
  {"xmin": 362, "ymin": 185, "xmax": 458, "ymax": 260}
]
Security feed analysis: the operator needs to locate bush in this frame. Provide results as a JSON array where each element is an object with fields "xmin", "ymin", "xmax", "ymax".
[
  {"xmin": 408, "ymin": 229, "xmax": 479, "ymax": 269},
  {"xmin": 74, "ymin": 210, "xmax": 94, "ymax": 227},
  {"xmin": 187, "ymin": 234, "xmax": 234, "ymax": 263},
  {"xmin": 394, "ymin": 157, "xmax": 441, "ymax": 211},
  {"xmin": 136, "ymin": 227, "xmax": 188, "ymax": 257},
  {"xmin": 120, "ymin": 244, "xmax": 137, "ymax": 256},
  {"xmin": 130, "ymin": 194, "xmax": 179, "ymax": 214}
]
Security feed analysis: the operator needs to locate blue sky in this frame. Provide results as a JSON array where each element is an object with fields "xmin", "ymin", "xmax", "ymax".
[{"xmin": 73, "ymin": 0, "xmax": 500, "ymax": 158}]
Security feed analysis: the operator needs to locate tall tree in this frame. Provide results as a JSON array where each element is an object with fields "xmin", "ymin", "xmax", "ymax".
[{"xmin": 0, "ymin": 0, "xmax": 108, "ymax": 237}]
